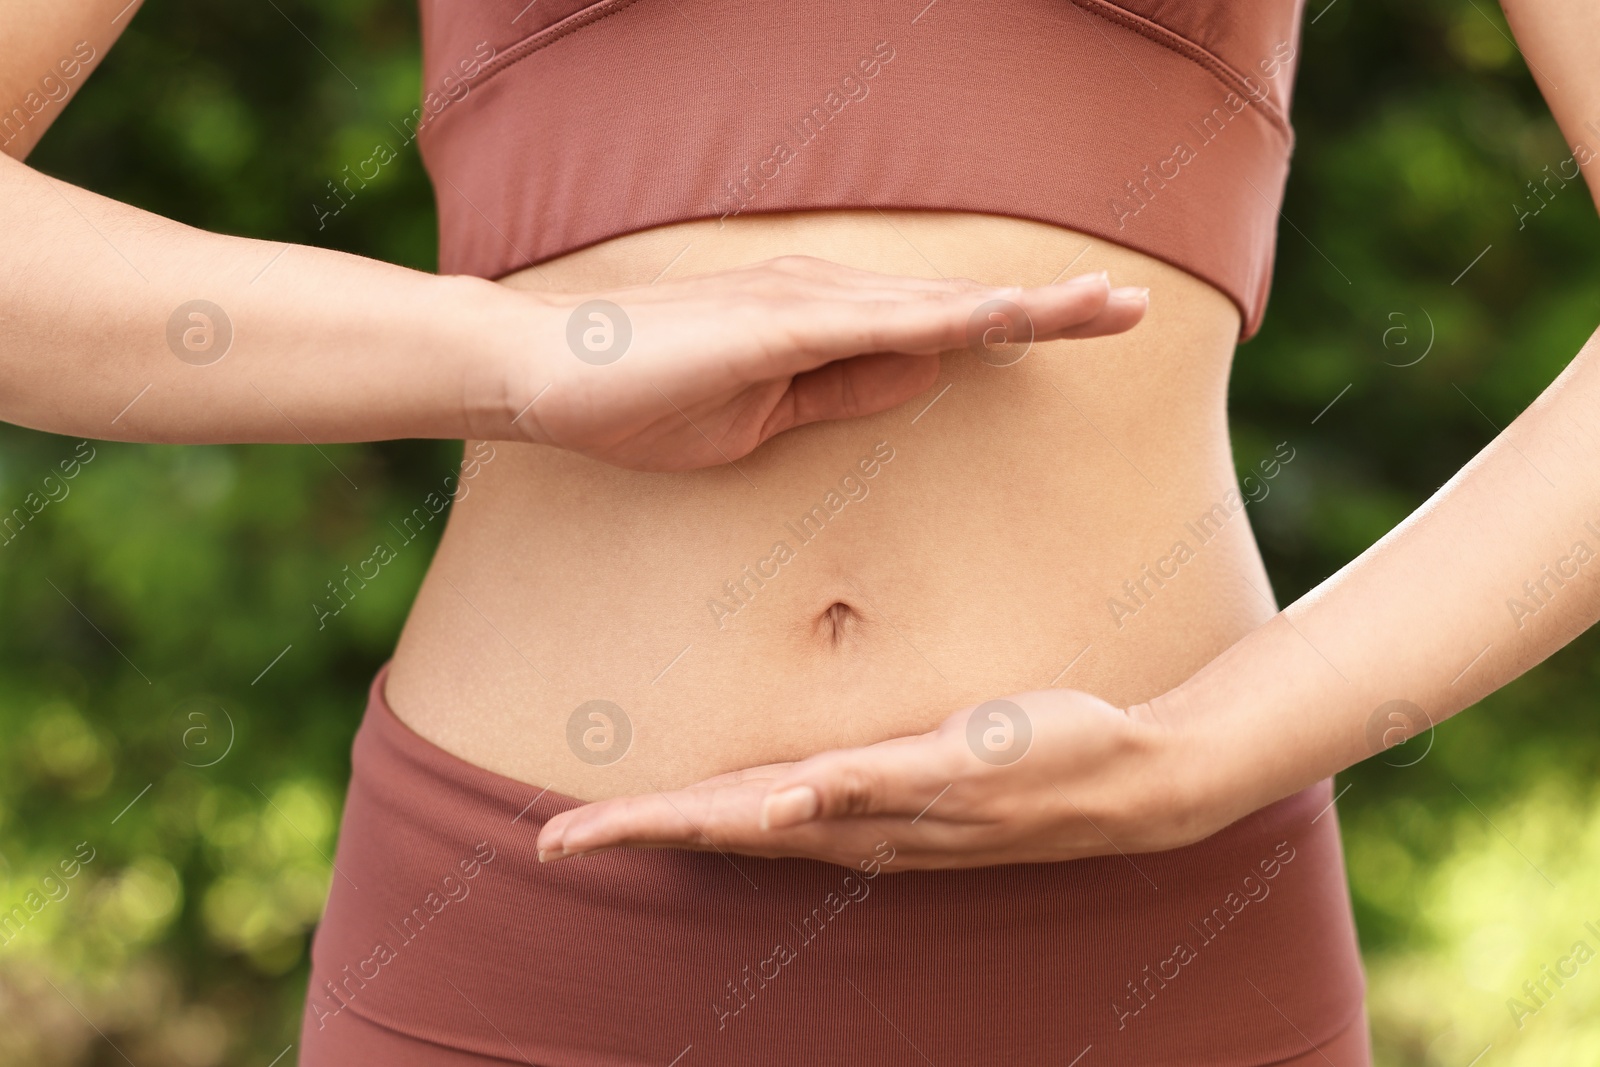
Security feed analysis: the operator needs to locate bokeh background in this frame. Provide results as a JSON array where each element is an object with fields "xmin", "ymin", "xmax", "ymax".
[{"xmin": 4, "ymin": 0, "xmax": 1600, "ymax": 1063}]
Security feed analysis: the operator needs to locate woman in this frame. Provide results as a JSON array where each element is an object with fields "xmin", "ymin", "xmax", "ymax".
[{"xmin": 6, "ymin": 1, "xmax": 1595, "ymax": 1065}]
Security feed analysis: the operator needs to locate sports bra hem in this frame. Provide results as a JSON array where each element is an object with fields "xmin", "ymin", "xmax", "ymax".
[
  {"xmin": 1072, "ymin": 0, "xmax": 1294, "ymax": 141},
  {"xmin": 474, "ymin": 201, "xmax": 1250, "ymax": 337},
  {"xmin": 421, "ymin": 0, "xmax": 1293, "ymax": 147},
  {"xmin": 463, "ymin": 0, "xmax": 645, "ymax": 97}
]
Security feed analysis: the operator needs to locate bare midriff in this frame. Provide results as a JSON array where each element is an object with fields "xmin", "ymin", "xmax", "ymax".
[{"xmin": 384, "ymin": 209, "xmax": 1278, "ymax": 802}]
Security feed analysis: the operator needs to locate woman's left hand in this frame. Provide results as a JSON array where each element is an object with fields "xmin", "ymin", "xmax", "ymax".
[{"xmin": 535, "ymin": 688, "xmax": 1227, "ymax": 870}]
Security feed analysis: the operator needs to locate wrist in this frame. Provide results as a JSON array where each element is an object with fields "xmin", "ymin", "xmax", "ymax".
[
  {"xmin": 1126, "ymin": 680, "xmax": 1250, "ymax": 848},
  {"xmin": 1132, "ymin": 611, "xmax": 1361, "ymax": 843},
  {"xmin": 440, "ymin": 273, "xmax": 562, "ymax": 446}
]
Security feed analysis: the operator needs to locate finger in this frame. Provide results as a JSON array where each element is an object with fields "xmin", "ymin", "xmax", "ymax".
[
  {"xmin": 538, "ymin": 781, "xmax": 768, "ymax": 857},
  {"xmin": 759, "ymin": 733, "xmax": 966, "ymax": 829},
  {"xmin": 537, "ymin": 761, "xmax": 798, "ymax": 855},
  {"xmin": 768, "ymin": 272, "xmax": 1113, "ymax": 374},
  {"xmin": 551, "ymin": 796, "xmax": 966, "ymax": 866},
  {"xmin": 889, "ymin": 274, "xmax": 1117, "ymax": 355},
  {"xmin": 1043, "ymin": 285, "xmax": 1149, "ymax": 340},
  {"xmin": 563, "ymin": 811, "xmax": 1021, "ymax": 869},
  {"xmin": 763, "ymin": 351, "xmax": 941, "ymax": 438},
  {"xmin": 537, "ymin": 791, "xmax": 701, "ymax": 855},
  {"xmin": 976, "ymin": 278, "xmax": 1149, "ymax": 347},
  {"xmin": 541, "ymin": 767, "xmax": 961, "ymax": 859}
]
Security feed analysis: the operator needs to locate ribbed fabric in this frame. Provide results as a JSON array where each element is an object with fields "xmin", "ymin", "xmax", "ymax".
[
  {"xmin": 299, "ymin": 666, "xmax": 1368, "ymax": 1066},
  {"xmin": 416, "ymin": 0, "xmax": 1305, "ymax": 340}
]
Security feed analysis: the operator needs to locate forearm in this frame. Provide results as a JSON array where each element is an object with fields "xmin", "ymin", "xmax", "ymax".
[
  {"xmin": 0, "ymin": 153, "xmax": 529, "ymax": 444},
  {"xmin": 1500, "ymin": 0, "xmax": 1600, "ymax": 210},
  {"xmin": 0, "ymin": 0, "xmax": 134, "ymax": 160},
  {"xmin": 1160, "ymin": 322, "xmax": 1600, "ymax": 826}
]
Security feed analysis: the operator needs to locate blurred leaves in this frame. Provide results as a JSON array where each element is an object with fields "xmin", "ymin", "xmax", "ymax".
[
  {"xmin": 5, "ymin": 4, "xmax": 454, "ymax": 1060},
  {"xmin": 4, "ymin": 0, "xmax": 1600, "ymax": 1063},
  {"xmin": 1235, "ymin": 1, "xmax": 1600, "ymax": 1063}
]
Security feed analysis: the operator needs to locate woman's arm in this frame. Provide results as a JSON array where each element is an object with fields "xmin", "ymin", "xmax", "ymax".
[
  {"xmin": 1130, "ymin": 0, "xmax": 1600, "ymax": 834},
  {"xmin": 0, "ymin": 147, "xmax": 1143, "ymax": 464},
  {"xmin": 1, "ymin": 150, "xmax": 531, "ymax": 445},
  {"xmin": 3, "ymin": 0, "xmax": 513, "ymax": 445},
  {"xmin": 1500, "ymin": 0, "xmax": 1600, "ymax": 207},
  {"xmin": 1159, "ymin": 325, "xmax": 1600, "ymax": 829},
  {"xmin": 533, "ymin": 0, "xmax": 1600, "ymax": 864},
  {"xmin": 1, "ymin": 3, "xmax": 1147, "ymax": 465},
  {"xmin": 534, "ymin": 325, "xmax": 1600, "ymax": 865},
  {"xmin": 1, "ymin": 0, "xmax": 133, "ymax": 160}
]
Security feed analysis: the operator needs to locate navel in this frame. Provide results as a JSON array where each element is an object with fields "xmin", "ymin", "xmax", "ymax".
[{"xmin": 816, "ymin": 600, "xmax": 861, "ymax": 646}]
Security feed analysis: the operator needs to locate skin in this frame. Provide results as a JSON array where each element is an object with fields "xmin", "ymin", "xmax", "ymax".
[
  {"xmin": 0, "ymin": 150, "xmax": 1143, "ymax": 457},
  {"xmin": 4, "ymin": 4, "xmax": 1177, "ymax": 802},
  {"xmin": 382, "ymin": 208, "xmax": 1257, "ymax": 807},
  {"xmin": 0, "ymin": 5, "xmax": 1144, "ymax": 460},
  {"xmin": 15, "ymin": 0, "xmax": 1594, "ymax": 888},
  {"xmin": 534, "ymin": 0, "xmax": 1600, "ymax": 868}
]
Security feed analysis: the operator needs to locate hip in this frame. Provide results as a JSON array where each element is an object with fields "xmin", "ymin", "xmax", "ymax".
[
  {"xmin": 385, "ymin": 210, "xmax": 1279, "ymax": 800},
  {"xmin": 302, "ymin": 666, "xmax": 1368, "ymax": 1066}
]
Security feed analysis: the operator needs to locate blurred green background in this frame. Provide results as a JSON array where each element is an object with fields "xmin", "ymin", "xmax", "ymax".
[{"xmin": 4, "ymin": 0, "xmax": 1599, "ymax": 1063}]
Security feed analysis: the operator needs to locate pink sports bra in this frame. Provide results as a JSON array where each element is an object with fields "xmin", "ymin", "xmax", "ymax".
[{"xmin": 417, "ymin": 0, "xmax": 1305, "ymax": 339}]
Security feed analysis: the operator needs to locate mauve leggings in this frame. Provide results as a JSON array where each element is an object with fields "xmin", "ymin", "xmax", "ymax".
[{"xmin": 299, "ymin": 666, "xmax": 1371, "ymax": 1066}]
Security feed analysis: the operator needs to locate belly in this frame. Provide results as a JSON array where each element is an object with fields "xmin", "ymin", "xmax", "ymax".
[{"xmin": 384, "ymin": 210, "xmax": 1277, "ymax": 800}]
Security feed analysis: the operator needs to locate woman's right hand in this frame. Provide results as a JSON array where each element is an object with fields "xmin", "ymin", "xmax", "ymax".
[
  {"xmin": 2, "ymin": 151, "xmax": 1145, "ymax": 456},
  {"xmin": 499, "ymin": 256, "xmax": 1147, "ymax": 471}
]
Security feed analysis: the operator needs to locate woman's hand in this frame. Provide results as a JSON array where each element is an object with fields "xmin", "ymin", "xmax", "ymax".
[
  {"xmin": 534, "ymin": 687, "xmax": 1226, "ymax": 870},
  {"xmin": 503, "ymin": 256, "xmax": 1148, "ymax": 471}
]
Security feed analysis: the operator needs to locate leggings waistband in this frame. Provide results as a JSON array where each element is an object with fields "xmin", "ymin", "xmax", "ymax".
[{"xmin": 300, "ymin": 664, "xmax": 1367, "ymax": 1066}]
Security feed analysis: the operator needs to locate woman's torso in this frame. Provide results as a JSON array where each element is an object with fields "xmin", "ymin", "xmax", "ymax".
[
  {"xmin": 387, "ymin": 0, "xmax": 1305, "ymax": 794},
  {"xmin": 384, "ymin": 207, "xmax": 1277, "ymax": 799},
  {"xmin": 301, "ymin": 5, "xmax": 1373, "ymax": 1062}
]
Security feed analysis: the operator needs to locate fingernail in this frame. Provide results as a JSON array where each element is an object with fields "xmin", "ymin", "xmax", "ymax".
[
  {"xmin": 538, "ymin": 849, "xmax": 560, "ymax": 863},
  {"xmin": 760, "ymin": 786, "xmax": 819, "ymax": 831},
  {"xmin": 1110, "ymin": 285, "xmax": 1149, "ymax": 301},
  {"xmin": 1065, "ymin": 270, "xmax": 1109, "ymax": 289}
]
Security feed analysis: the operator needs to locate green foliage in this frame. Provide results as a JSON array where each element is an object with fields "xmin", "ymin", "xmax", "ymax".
[
  {"xmin": 1238, "ymin": 0, "xmax": 1600, "ymax": 1062},
  {"xmin": 4, "ymin": 0, "xmax": 1599, "ymax": 1063}
]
